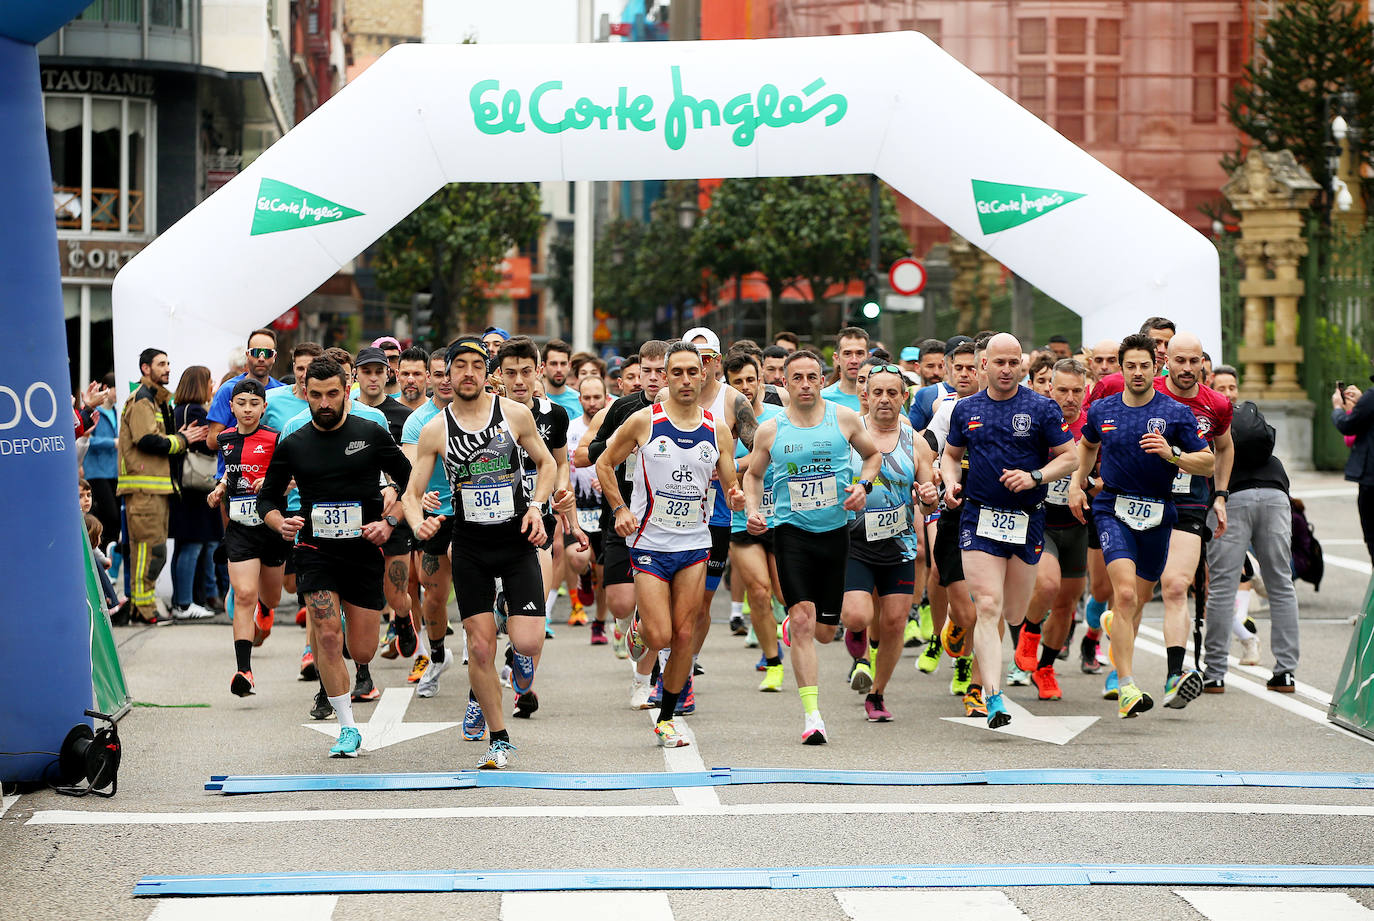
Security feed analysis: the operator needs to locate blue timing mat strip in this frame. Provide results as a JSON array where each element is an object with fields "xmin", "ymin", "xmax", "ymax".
[
  {"xmin": 134, "ymin": 864, "xmax": 1374, "ymax": 896},
  {"xmin": 205, "ymin": 767, "xmax": 1374, "ymax": 794}
]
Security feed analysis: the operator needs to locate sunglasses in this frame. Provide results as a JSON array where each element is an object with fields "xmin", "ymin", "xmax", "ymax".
[{"xmin": 248, "ymin": 347, "xmax": 276, "ymax": 359}]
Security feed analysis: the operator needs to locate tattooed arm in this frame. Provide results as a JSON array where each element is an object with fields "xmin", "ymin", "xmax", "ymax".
[{"xmin": 732, "ymin": 392, "xmax": 758, "ymax": 451}]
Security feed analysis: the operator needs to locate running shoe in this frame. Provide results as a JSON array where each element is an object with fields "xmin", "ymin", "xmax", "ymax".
[
  {"xmin": 674, "ymin": 676, "xmax": 695, "ymax": 715},
  {"xmin": 1118, "ymin": 682, "xmax": 1153, "ymax": 718},
  {"xmin": 310, "ymin": 687, "xmax": 334, "ymax": 720},
  {"xmin": 330, "ymin": 726, "xmax": 362, "ymax": 758},
  {"xmin": 986, "ymin": 690, "xmax": 1011, "ymax": 728},
  {"xmin": 511, "ymin": 652, "xmax": 535, "ymax": 695},
  {"xmin": 567, "ymin": 603, "xmax": 588, "ymax": 626},
  {"xmin": 299, "ymin": 647, "xmax": 318, "ymax": 682},
  {"xmin": 1101, "ymin": 608, "xmax": 1115, "ymax": 639},
  {"xmin": 1202, "ymin": 678, "xmax": 1225, "ymax": 694},
  {"xmin": 1079, "ymin": 633, "xmax": 1103, "ymax": 674},
  {"xmin": 1163, "ymin": 669, "xmax": 1203, "ymax": 710},
  {"xmin": 1013, "ymin": 627, "xmax": 1040, "ymax": 673},
  {"xmin": 494, "ymin": 591, "xmax": 508, "ymax": 635},
  {"xmin": 1238, "ymin": 635, "xmax": 1261, "ymax": 666},
  {"xmin": 758, "ymin": 664, "xmax": 784, "ymax": 692},
  {"xmin": 864, "ymin": 693, "xmax": 892, "ymax": 722},
  {"xmin": 1266, "ymin": 671, "xmax": 1296, "ymax": 694},
  {"xmin": 962, "ymin": 686, "xmax": 987, "ymax": 718},
  {"xmin": 745, "ymin": 624, "xmax": 759, "ymax": 648},
  {"xmin": 755, "ymin": 653, "xmax": 769, "ymax": 672},
  {"xmin": 903, "ymin": 617, "xmax": 923, "ymax": 648},
  {"xmin": 1059, "ymin": 618, "xmax": 1075, "ymax": 661},
  {"xmin": 693, "ymin": 661, "xmax": 705, "ymax": 676},
  {"xmin": 478, "ymin": 739, "xmax": 516, "ymax": 769},
  {"xmin": 295, "ymin": 607, "xmax": 307, "ymax": 627},
  {"xmin": 394, "ymin": 614, "xmax": 418, "ymax": 658},
  {"xmin": 576, "ymin": 570, "xmax": 595, "ymax": 607},
  {"xmin": 940, "ymin": 620, "xmax": 970, "ymax": 659},
  {"xmin": 462, "ymin": 693, "xmax": 485, "ymax": 741},
  {"xmin": 916, "ymin": 641, "xmax": 941, "ymax": 674},
  {"xmin": 950, "ymin": 655, "xmax": 973, "ymax": 697},
  {"xmin": 801, "ymin": 711, "xmax": 828, "ymax": 745},
  {"xmin": 626, "ymin": 613, "xmax": 648, "ymax": 662},
  {"xmin": 230, "ymin": 670, "xmax": 255, "ymax": 697},
  {"xmin": 612, "ymin": 625, "xmax": 629, "ymax": 659},
  {"xmin": 589, "ymin": 620, "xmax": 608, "ymax": 645},
  {"xmin": 1031, "ymin": 665, "xmax": 1062, "ymax": 701},
  {"xmin": 500, "ymin": 665, "xmax": 513, "ymax": 689},
  {"xmin": 916, "ymin": 603, "xmax": 934, "ymax": 643},
  {"xmin": 416, "ymin": 655, "xmax": 450, "ymax": 698},
  {"xmin": 630, "ymin": 681, "xmax": 654, "ymax": 709},
  {"xmin": 729, "ymin": 613, "xmax": 748, "ymax": 636},
  {"xmin": 512, "ymin": 690, "xmax": 539, "ymax": 718},
  {"xmin": 781, "ymin": 615, "xmax": 792, "ymax": 647},
  {"xmin": 1006, "ymin": 664, "xmax": 1031, "ymax": 687},
  {"xmin": 648, "ymin": 674, "xmax": 663, "ymax": 708},
  {"xmin": 172, "ymin": 602, "xmax": 215, "ymax": 621},
  {"xmin": 848, "ymin": 659, "xmax": 874, "ymax": 693},
  {"xmin": 253, "ymin": 603, "xmax": 274, "ymax": 647},
  {"xmin": 379, "ymin": 620, "xmax": 399, "ymax": 659},
  {"xmin": 1102, "ymin": 669, "xmax": 1120, "ymax": 700},
  {"xmin": 407, "ymin": 654, "xmax": 430, "ymax": 684},
  {"xmin": 655, "ymin": 719, "xmax": 689, "ymax": 748},
  {"xmin": 544, "ymin": 614, "xmax": 556, "ymax": 639}
]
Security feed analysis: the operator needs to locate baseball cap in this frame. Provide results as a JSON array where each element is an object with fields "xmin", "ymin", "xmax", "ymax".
[
  {"xmin": 682, "ymin": 327, "xmax": 721, "ymax": 355},
  {"xmin": 231, "ymin": 379, "xmax": 267, "ymax": 400},
  {"xmin": 483, "ymin": 326, "xmax": 511, "ymax": 342},
  {"xmin": 899, "ymin": 346, "xmax": 921, "ymax": 362},
  {"xmin": 371, "ymin": 336, "xmax": 402, "ymax": 351},
  {"xmin": 944, "ymin": 335, "xmax": 973, "ymax": 355},
  {"xmin": 356, "ymin": 347, "xmax": 389, "ymax": 368}
]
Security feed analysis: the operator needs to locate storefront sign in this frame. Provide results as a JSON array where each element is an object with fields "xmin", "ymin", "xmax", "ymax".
[
  {"xmin": 60, "ymin": 239, "xmax": 146, "ymax": 278},
  {"xmin": 42, "ymin": 67, "xmax": 155, "ymax": 97}
]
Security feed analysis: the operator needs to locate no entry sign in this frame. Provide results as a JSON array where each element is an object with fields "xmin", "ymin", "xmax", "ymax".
[{"xmin": 889, "ymin": 257, "xmax": 927, "ymax": 296}]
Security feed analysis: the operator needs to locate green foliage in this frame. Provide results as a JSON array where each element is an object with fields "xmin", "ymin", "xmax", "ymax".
[
  {"xmin": 1225, "ymin": 0, "xmax": 1374, "ymax": 211},
  {"xmin": 373, "ymin": 182, "xmax": 544, "ymax": 344},
  {"xmin": 594, "ymin": 217, "xmax": 651, "ymax": 341},
  {"xmin": 547, "ymin": 231, "xmax": 574, "ymax": 325}
]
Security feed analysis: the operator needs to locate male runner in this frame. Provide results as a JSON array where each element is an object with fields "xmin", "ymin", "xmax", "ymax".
[
  {"xmin": 403, "ymin": 336, "xmax": 558, "ymax": 769},
  {"xmin": 908, "ymin": 336, "xmax": 970, "ymax": 431},
  {"xmin": 207, "ymin": 379, "xmax": 286, "ymax": 696},
  {"xmin": 1088, "ymin": 338, "xmax": 1120, "ymax": 384},
  {"xmin": 396, "ymin": 346, "xmax": 430, "ymax": 413},
  {"xmin": 257, "ymin": 358, "xmax": 411, "ymax": 756},
  {"xmin": 542, "ymin": 338, "xmax": 582, "ymax": 419},
  {"xmin": 743, "ymin": 349, "xmax": 880, "ymax": 744},
  {"xmin": 942, "ymin": 333, "xmax": 1077, "ymax": 728},
  {"xmin": 206, "ymin": 328, "xmax": 284, "ymax": 449},
  {"xmin": 840, "ymin": 364, "xmax": 937, "ymax": 721},
  {"xmin": 566, "ymin": 375, "xmax": 609, "ymax": 645},
  {"xmin": 1070, "ymin": 333, "xmax": 1213, "ymax": 718},
  {"xmin": 760, "ymin": 345, "xmax": 788, "ymax": 388},
  {"xmin": 820, "ymin": 326, "xmax": 869, "ymax": 412},
  {"xmin": 596, "ymin": 342, "xmax": 744, "ymax": 747}
]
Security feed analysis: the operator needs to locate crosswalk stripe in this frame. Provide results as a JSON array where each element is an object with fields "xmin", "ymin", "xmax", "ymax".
[
  {"xmin": 501, "ymin": 892, "xmax": 674, "ymax": 921},
  {"xmin": 1177, "ymin": 889, "xmax": 1374, "ymax": 920},
  {"xmin": 147, "ymin": 895, "xmax": 338, "ymax": 921},
  {"xmin": 836, "ymin": 889, "xmax": 1030, "ymax": 920}
]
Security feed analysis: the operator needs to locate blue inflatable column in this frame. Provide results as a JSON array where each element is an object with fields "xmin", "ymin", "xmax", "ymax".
[{"xmin": 0, "ymin": 32, "xmax": 97, "ymax": 783}]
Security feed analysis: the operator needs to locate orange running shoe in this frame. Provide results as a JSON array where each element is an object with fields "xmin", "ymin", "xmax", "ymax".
[
  {"xmin": 941, "ymin": 620, "xmax": 971, "ymax": 659},
  {"xmin": 1014, "ymin": 625, "xmax": 1040, "ymax": 673},
  {"xmin": 230, "ymin": 670, "xmax": 256, "ymax": 697},
  {"xmin": 567, "ymin": 603, "xmax": 588, "ymax": 626},
  {"xmin": 253, "ymin": 603, "xmax": 274, "ymax": 647},
  {"xmin": 1031, "ymin": 665, "xmax": 1062, "ymax": 700},
  {"xmin": 408, "ymin": 654, "xmax": 430, "ymax": 684}
]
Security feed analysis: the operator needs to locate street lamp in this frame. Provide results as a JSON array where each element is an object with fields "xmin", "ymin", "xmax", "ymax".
[{"xmin": 678, "ymin": 196, "xmax": 698, "ymax": 230}]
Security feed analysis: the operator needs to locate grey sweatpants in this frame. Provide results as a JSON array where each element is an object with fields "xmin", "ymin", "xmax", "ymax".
[{"xmin": 1204, "ymin": 487, "xmax": 1300, "ymax": 679}]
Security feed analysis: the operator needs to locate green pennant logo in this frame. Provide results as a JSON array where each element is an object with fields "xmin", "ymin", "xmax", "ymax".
[
  {"xmin": 250, "ymin": 178, "xmax": 364, "ymax": 236},
  {"xmin": 971, "ymin": 179, "xmax": 1085, "ymax": 235}
]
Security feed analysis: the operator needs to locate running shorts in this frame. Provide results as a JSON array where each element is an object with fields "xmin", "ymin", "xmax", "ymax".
[
  {"xmin": 773, "ymin": 523, "xmax": 848, "ymax": 625},
  {"xmin": 293, "ymin": 539, "xmax": 385, "ymax": 611}
]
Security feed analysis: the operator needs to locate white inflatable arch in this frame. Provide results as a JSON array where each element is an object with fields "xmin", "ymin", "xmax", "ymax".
[{"xmin": 113, "ymin": 32, "xmax": 1218, "ymax": 386}]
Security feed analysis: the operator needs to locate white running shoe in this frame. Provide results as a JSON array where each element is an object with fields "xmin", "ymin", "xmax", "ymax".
[
  {"xmin": 415, "ymin": 655, "xmax": 451, "ymax": 698},
  {"xmin": 172, "ymin": 602, "xmax": 216, "ymax": 620},
  {"xmin": 1238, "ymin": 635, "xmax": 1261, "ymax": 666},
  {"xmin": 802, "ymin": 711, "xmax": 827, "ymax": 745},
  {"xmin": 629, "ymin": 680, "xmax": 653, "ymax": 710}
]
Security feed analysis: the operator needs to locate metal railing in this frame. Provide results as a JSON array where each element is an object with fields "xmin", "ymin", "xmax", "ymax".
[{"xmin": 54, "ymin": 185, "xmax": 145, "ymax": 232}]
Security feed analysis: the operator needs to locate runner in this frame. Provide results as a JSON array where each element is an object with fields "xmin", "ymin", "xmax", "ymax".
[
  {"xmin": 941, "ymin": 332, "xmax": 1077, "ymax": 728},
  {"xmin": 402, "ymin": 336, "xmax": 559, "ymax": 769},
  {"xmin": 1069, "ymin": 333, "xmax": 1213, "ymax": 718},
  {"xmin": 206, "ymin": 379, "xmax": 286, "ymax": 697},
  {"xmin": 205, "ymin": 328, "xmax": 284, "ymax": 449},
  {"xmin": 839, "ymin": 363, "xmax": 937, "ymax": 722},
  {"xmin": 566, "ymin": 375, "xmax": 609, "ymax": 646},
  {"xmin": 820, "ymin": 326, "xmax": 869, "ymax": 412},
  {"xmin": 257, "ymin": 357, "xmax": 412, "ymax": 757},
  {"xmin": 396, "ymin": 346, "xmax": 430, "ymax": 413},
  {"xmin": 743, "ymin": 348, "xmax": 880, "ymax": 744},
  {"xmin": 594, "ymin": 342, "xmax": 744, "ymax": 747},
  {"xmin": 541, "ymin": 338, "xmax": 582, "ymax": 419},
  {"xmin": 1011, "ymin": 358, "xmax": 1090, "ymax": 700}
]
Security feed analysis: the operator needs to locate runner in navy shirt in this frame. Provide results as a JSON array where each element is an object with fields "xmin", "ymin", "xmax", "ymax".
[
  {"xmin": 941, "ymin": 334, "xmax": 1076, "ymax": 729},
  {"xmin": 1070, "ymin": 333, "xmax": 1212, "ymax": 721}
]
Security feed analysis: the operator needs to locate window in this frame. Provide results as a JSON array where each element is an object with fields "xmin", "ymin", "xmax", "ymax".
[
  {"xmin": 516, "ymin": 296, "xmax": 540, "ymax": 335},
  {"xmin": 1225, "ymin": 20, "xmax": 1245, "ymax": 103},
  {"xmin": 45, "ymin": 95, "xmax": 153, "ymax": 235},
  {"xmin": 1057, "ymin": 18, "xmax": 1087, "ymax": 55},
  {"xmin": 1019, "ymin": 18, "xmax": 1046, "ymax": 55},
  {"xmin": 1094, "ymin": 63, "xmax": 1119, "ymax": 144},
  {"xmin": 1019, "ymin": 63, "xmax": 1047, "ymax": 120},
  {"xmin": 899, "ymin": 18, "xmax": 942, "ymax": 45},
  {"xmin": 1095, "ymin": 19, "xmax": 1120, "ymax": 56},
  {"xmin": 81, "ymin": 0, "xmax": 140, "ymax": 24},
  {"xmin": 1057, "ymin": 63, "xmax": 1086, "ymax": 142},
  {"xmin": 148, "ymin": 0, "xmax": 189, "ymax": 29},
  {"xmin": 1017, "ymin": 16, "xmax": 1121, "ymax": 146},
  {"xmin": 1193, "ymin": 23, "xmax": 1219, "ymax": 123}
]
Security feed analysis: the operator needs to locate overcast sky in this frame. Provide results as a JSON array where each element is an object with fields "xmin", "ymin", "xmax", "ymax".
[{"xmin": 424, "ymin": 0, "xmax": 627, "ymax": 44}]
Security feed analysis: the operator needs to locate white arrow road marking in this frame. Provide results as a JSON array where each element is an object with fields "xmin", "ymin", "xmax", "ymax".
[
  {"xmin": 1177, "ymin": 890, "xmax": 1374, "ymax": 921},
  {"xmin": 303, "ymin": 687, "xmax": 458, "ymax": 751},
  {"xmin": 1, "ymin": 792, "xmax": 18, "ymax": 819},
  {"xmin": 502, "ymin": 892, "xmax": 674, "ymax": 921},
  {"xmin": 148, "ymin": 895, "xmax": 338, "ymax": 921},
  {"xmin": 941, "ymin": 696, "xmax": 1098, "ymax": 745}
]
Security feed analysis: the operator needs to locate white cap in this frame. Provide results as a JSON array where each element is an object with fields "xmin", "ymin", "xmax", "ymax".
[{"xmin": 681, "ymin": 326, "xmax": 721, "ymax": 354}]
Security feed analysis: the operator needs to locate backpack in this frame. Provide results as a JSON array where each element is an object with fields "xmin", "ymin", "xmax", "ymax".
[{"xmin": 1290, "ymin": 498, "xmax": 1324, "ymax": 591}]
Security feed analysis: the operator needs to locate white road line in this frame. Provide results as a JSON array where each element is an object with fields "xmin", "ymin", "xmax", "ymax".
[
  {"xmin": 649, "ymin": 696, "xmax": 721, "ymax": 808},
  {"xmin": 1325, "ymin": 554, "xmax": 1373, "ymax": 575},
  {"xmin": 1135, "ymin": 625, "xmax": 1334, "ymax": 705},
  {"xmin": 1, "ymin": 792, "xmax": 18, "ymax": 820},
  {"xmin": 29, "ymin": 801, "xmax": 1374, "ymax": 827},
  {"xmin": 837, "ymin": 889, "xmax": 1030, "ymax": 921},
  {"xmin": 146, "ymin": 895, "xmax": 338, "ymax": 921},
  {"xmin": 1320, "ymin": 539, "xmax": 1367, "ymax": 547},
  {"xmin": 502, "ymin": 892, "xmax": 673, "ymax": 921},
  {"xmin": 1132, "ymin": 635, "xmax": 1374, "ymax": 748},
  {"xmin": 1177, "ymin": 889, "xmax": 1374, "ymax": 920},
  {"xmin": 1290, "ymin": 486, "xmax": 1359, "ymax": 500}
]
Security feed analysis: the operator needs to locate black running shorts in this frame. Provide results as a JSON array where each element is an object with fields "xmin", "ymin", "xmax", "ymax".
[
  {"xmin": 223, "ymin": 521, "xmax": 290, "ymax": 568},
  {"xmin": 451, "ymin": 536, "xmax": 543, "ymax": 621},
  {"xmin": 773, "ymin": 523, "xmax": 848, "ymax": 625},
  {"xmin": 293, "ymin": 539, "xmax": 385, "ymax": 611}
]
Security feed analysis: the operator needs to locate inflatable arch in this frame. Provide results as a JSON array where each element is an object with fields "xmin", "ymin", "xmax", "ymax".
[{"xmin": 113, "ymin": 32, "xmax": 1219, "ymax": 388}]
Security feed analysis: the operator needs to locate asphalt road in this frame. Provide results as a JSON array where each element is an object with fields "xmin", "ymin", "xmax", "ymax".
[{"xmin": 3, "ymin": 471, "xmax": 1372, "ymax": 920}]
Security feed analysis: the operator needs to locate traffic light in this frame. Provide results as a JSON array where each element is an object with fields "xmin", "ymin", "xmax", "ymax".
[
  {"xmin": 860, "ymin": 273, "xmax": 881, "ymax": 322},
  {"xmin": 411, "ymin": 292, "xmax": 434, "ymax": 343}
]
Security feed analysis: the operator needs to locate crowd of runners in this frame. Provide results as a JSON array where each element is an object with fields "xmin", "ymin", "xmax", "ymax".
[{"xmin": 108, "ymin": 315, "xmax": 1302, "ymax": 766}]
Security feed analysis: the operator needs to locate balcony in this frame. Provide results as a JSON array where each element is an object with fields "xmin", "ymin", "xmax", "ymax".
[
  {"xmin": 39, "ymin": 0, "xmax": 199, "ymax": 65},
  {"xmin": 54, "ymin": 186, "xmax": 146, "ymax": 233}
]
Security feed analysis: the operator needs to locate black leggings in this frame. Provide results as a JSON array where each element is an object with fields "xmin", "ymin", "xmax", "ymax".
[{"xmin": 1360, "ymin": 484, "xmax": 1374, "ymax": 564}]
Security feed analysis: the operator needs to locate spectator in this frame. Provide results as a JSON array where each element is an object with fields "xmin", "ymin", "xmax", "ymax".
[
  {"xmin": 83, "ymin": 372, "xmax": 121, "ymax": 552},
  {"xmin": 170, "ymin": 366, "xmax": 222, "ymax": 620},
  {"xmin": 116, "ymin": 348, "xmax": 207, "ymax": 625},
  {"xmin": 1332, "ymin": 378, "xmax": 1374, "ymax": 562}
]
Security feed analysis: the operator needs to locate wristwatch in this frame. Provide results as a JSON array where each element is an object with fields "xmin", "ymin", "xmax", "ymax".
[
  {"xmin": 1213, "ymin": 490, "xmax": 1230, "ymax": 502},
  {"xmin": 1171, "ymin": 445, "xmax": 1183, "ymax": 464},
  {"xmin": 384, "ymin": 514, "xmax": 399, "ymax": 527},
  {"xmin": 859, "ymin": 478, "xmax": 874, "ymax": 494},
  {"xmin": 1030, "ymin": 469, "xmax": 1044, "ymax": 485}
]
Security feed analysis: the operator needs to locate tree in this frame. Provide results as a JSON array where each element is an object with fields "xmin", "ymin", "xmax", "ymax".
[
  {"xmin": 638, "ymin": 184, "xmax": 705, "ymax": 334},
  {"xmin": 373, "ymin": 182, "xmax": 545, "ymax": 344},
  {"xmin": 1226, "ymin": 0, "xmax": 1374, "ymax": 215},
  {"xmin": 593, "ymin": 217, "xmax": 650, "ymax": 344}
]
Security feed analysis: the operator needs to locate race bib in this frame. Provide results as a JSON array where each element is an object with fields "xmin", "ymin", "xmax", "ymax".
[
  {"xmin": 648, "ymin": 491, "xmax": 704, "ymax": 530},
  {"xmin": 759, "ymin": 485, "xmax": 775, "ymax": 520},
  {"xmin": 523, "ymin": 470, "xmax": 537, "ymax": 501},
  {"xmin": 1171, "ymin": 467, "xmax": 1192, "ymax": 496},
  {"xmin": 864, "ymin": 505, "xmax": 906, "ymax": 542},
  {"xmin": 229, "ymin": 495, "xmax": 261, "ymax": 526},
  {"xmin": 788, "ymin": 473, "xmax": 836, "ymax": 512},
  {"xmin": 576, "ymin": 506, "xmax": 601, "ymax": 533},
  {"xmin": 1046, "ymin": 477, "xmax": 1072, "ymax": 507},
  {"xmin": 311, "ymin": 501, "xmax": 363, "ymax": 539},
  {"xmin": 461, "ymin": 484, "xmax": 516, "ymax": 523},
  {"xmin": 705, "ymin": 485, "xmax": 718, "ymax": 513},
  {"xmin": 975, "ymin": 506, "xmax": 1029, "ymax": 544},
  {"xmin": 1114, "ymin": 494, "xmax": 1164, "ymax": 532}
]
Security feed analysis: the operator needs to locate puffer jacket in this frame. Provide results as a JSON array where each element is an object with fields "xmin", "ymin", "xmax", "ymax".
[{"xmin": 116, "ymin": 380, "xmax": 186, "ymax": 495}]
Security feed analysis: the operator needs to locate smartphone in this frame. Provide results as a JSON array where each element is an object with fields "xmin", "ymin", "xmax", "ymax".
[{"xmin": 1337, "ymin": 381, "xmax": 1345, "ymax": 394}]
